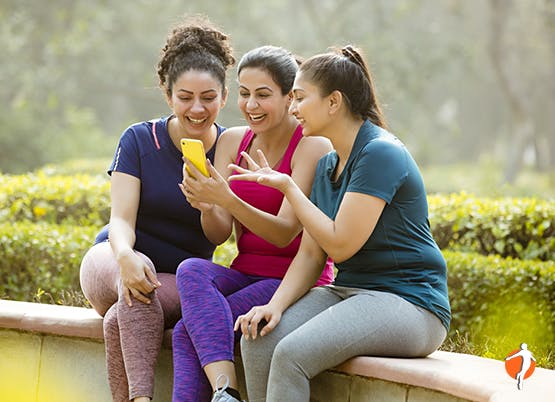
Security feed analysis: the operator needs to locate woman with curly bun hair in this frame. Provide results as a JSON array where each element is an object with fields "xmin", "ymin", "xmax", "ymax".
[
  {"xmin": 233, "ymin": 45, "xmax": 450, "ymax": 402},
  {"xmin": 79, "ymin": 15, "xmax": 234, "ymax": 402}
]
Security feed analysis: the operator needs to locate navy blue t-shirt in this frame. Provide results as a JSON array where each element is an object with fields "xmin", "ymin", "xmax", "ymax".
[
  {"xmin": 95, "ymin": 116, "xmax": 223, "ymax": 273},
  {"xmin": 310, "ymin": 120, "xmax": 451, "ymax": 329}
]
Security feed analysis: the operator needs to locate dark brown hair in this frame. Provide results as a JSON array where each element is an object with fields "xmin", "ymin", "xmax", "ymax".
[
  {"xmin": 157, "ymin": 15, "xmax": 235, "ymax": 97},
  {"xmin": 237, "ymin": 45, "xmax": 301, "ymax": 95},
  {"xmin": 299, "ymin": 45, "xmax": 387, "ymax": 128}
]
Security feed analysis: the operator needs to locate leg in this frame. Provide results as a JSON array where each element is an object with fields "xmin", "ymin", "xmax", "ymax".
[
  {"xmin": 267, "ymin": 289, "xmax": 447, "ymax": 402},
  {"xmin": 172, "ymin": 319, "xmax": 212, "ymax": 402},
  {"xmin": 174, "ymin": 258, "xmax": 280, "ymax": 399},
  {"xmin": 80, "ymin": 241, "xmax": 179, "ymax": 401},
  {"xmin": 240, "ymin": 287, "xmax": 340, "ymax": 402}
]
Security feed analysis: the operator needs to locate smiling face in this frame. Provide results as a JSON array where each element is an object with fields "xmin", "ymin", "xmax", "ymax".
[
  {"xmin": 289, "ymin": 72, "xmax": 331, "ymax": 137},
  {"xmin": 237, "ymin": 67, "xmax": 291, "ymax": 134},
  {"xmin": 167, "ymin": 69, "xmax": 227, "ymax": 138}
]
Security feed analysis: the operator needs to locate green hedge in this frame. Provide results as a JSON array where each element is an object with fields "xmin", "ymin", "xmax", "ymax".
[
  {"xmin": 2, "ymin": 175, "xmax": 554, "ymax": 261},
  {"xmin": 0, "ymin": 222, "xmax": 237, "ymax": 304},
  {"xmin": 429, "ymin": 192, "xmax": 555, "ymax": 261},
  {"xmin": 0, "ymin": 173, "xmax": 110, "ymax": 226},
  {"xmin": 0, "ymin": 222, "xmax": 98, "ymax": 302},
  {"xmin": 445, "ymin": 249, "xmax": 555, "ymax": 366}
]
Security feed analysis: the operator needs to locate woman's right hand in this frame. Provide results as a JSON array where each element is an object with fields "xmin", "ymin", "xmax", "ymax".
[
  {"xmin": 117, "ymin": 250, "xmax": 160, "ymax": 306},
  {"xmin": 234, "ymin": 303, "xmax": 283, "ymax": 340}
]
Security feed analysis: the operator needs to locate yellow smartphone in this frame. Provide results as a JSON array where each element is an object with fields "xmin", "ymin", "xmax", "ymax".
[{"xmin": 180, "ymin": 138, "xmax": 210, "ymax": 178}]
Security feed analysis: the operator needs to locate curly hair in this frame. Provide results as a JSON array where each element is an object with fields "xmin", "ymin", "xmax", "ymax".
[{"xmin": 157, "ymin": 15, "xmax": 235, "ymax": 97}]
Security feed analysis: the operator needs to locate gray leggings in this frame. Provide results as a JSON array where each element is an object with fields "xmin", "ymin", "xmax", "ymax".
[{"xmin": 240, "ymin": 285, "xmax": 447, "ymax": 402}]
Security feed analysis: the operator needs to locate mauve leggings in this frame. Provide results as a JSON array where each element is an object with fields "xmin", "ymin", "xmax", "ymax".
[
  {"xmin": 79, "ymin": 241, "xmax": 181, "ymax": 401},
  {"xmin": 172, "ymin": 258, "xmax": 281, "ymax": 402}
]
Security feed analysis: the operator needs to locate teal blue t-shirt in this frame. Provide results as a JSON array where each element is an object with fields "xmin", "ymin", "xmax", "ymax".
[{"xmin": 310, "ymin": 120, "xmax": 451, "ymax": 329}]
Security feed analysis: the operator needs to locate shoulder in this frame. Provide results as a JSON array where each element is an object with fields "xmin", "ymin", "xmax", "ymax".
[
  {"xmin": 360, "ymin": 131, "xmax": 406, "ymax": 162},
  {"xmin": 215, "ymin": 126, "xmax": 249, "ymax": 158},
  {"xmin": 217, "ymin": 126, "xmax": 248, "ymax": 147},
  {"xmin": 294, "ymin": 136, "xmax": 333, "ymax": 160}
]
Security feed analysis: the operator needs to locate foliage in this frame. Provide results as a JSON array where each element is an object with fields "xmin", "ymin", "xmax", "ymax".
[
  {"xmin": 0, "ymin": 222, "xmax": 97, "ymax": 302},
  {"xmin": 445, "ymin": 250, "xmax": 555, "ymax": 368},
  {"xmin": 3, "ymin": 172, "xmax": 554, "ymax": 261},
  {"xmin": 0, "ymin": 172, "xmax": 110, "ymax": 226},
  {"xmin": 429, "ymin": 192, "xmax": 555, "ymax": 261},
  {"xmin": 1, "ymin": 0, "xmax": 554, "ymax": 177}
]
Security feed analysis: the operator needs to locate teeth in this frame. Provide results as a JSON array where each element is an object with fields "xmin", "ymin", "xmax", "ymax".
[
  {"xmin": 188, "ymin": 117, "xmax": 206, "ymax": 124},
  {"xmin": 249, "ymin": 114, "xmax": 265, "ymax": 121}
]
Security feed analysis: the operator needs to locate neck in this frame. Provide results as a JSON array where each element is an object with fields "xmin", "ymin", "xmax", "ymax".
[{"xmin": 327, "ymin": 115, "xmax": 364, "ymax": 162}]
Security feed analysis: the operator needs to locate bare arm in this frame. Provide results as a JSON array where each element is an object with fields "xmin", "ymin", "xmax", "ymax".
[
  {"xmin": 234, "ymin": 229, "xmax": 327, "ymax": 338},
  {"xmin": 109, "ymin": 172, "xmax": 160, "ymax": 306},
  {"xmin": 229, "ymin": 152, "xmax": 386, "ymax": 262},
  {"xmin": 183, "ymin": 128, "xmax": 333, "ymax": 248}
]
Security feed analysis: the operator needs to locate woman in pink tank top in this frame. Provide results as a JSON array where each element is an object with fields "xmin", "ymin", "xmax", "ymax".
[{"xmin": 172, "ymin": 46, "xmax": 334, "ymax": 402}]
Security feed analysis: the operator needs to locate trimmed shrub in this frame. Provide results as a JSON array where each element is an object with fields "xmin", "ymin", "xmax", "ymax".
[
  {"xmin": 445, "ymin": 250, "xmax": 555, "ymax": 366},
  {"xmin": 0, "ymin": 221, "xmax": 237, "ymax": 304},
  {"xmin": 0, "ymin": 222, "xmax": 98, "ymax": 302},
  {"xmin": 429, "ymin": 192, "xmax": 555, "ymax": 261},
  {"xmin": 0, "ymin": 173, "xmax": 110, "ymax": 226}
]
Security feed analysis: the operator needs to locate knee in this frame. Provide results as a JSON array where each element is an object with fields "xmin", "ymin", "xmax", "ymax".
[
  {"xmin": 176, "ymin": 258, "xmax": 208, "ymax": 285},
  {"xmin": 272, "ymin": 336, "xmax": 306, "ymax": 372}
]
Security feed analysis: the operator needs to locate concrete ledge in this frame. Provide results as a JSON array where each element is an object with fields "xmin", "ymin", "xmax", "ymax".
[{"xmin": 1, "ymin": 300, "xmax": 554, "ymax": 402}]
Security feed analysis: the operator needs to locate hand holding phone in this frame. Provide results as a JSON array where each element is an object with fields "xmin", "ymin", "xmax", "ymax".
[{"xmin": 180, "ymin": 138, "xmax": 210, "ymax": 178}]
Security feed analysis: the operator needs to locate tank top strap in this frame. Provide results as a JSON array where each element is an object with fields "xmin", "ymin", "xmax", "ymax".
[
  {"xmin": 276, "ymin": 124, "xmax": 303, "ymax": 173},
  {"xmin": 234, "ymin": 128, "xmax": 255, "ymax": 165}
]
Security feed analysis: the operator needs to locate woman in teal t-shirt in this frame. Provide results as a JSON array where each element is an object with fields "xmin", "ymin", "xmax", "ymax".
[{"xmin": 231, "ymin": 45, "xmax": 451, "ymax": 402}]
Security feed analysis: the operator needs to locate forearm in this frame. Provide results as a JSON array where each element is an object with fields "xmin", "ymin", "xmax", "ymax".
[
  {"xmin": 200, "ymin": 206, "xmax": 233, "ymax": 245},
  {"xmin": 267, "ymin": 246, "xmax": 326, "ymax": 313},
  {"xmin": 283, "ymin": 182, "xmax": 340, "ymax": 257},
  {"xmin": 108, "ymin": 218, "xmax": 136, "ymax": 261},
  {"xmin": 222, "ymin": 193, "xmax": 300, "ymax": 248}
]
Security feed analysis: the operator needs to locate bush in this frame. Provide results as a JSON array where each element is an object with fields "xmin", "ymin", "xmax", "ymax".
[
  {"xmin": 0, "ymin": 222, "xmax": 98, "ymax": 302},
  {"xmin": 445, "ymin": 250, "xmax": 555, "ymax": 367},
  {"xmin": 0, "ymin": 172, "xmax": 110, "ymax": 226},
  {"xmin": 429, "ymin": 192, "xmax": 555, "ymax": 261},
  {"xmin": 0, "ymin": 221, "xmax": 238, "ymax": 304}
]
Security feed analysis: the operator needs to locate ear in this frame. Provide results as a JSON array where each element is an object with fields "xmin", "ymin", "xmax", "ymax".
[
  {"xmin": 286, "ymin": 90, "xmax": 294, "ymax": 108},
  {"xmin": 328, "ymin": 90, "xmax": 343, "ymax": 115},
  {"xmin": 165, "ymin": 89, "xmax": 173, "ymax": 109},
  {"xmin": 220, "ymin": 87, "xmax": 229, "ymax": 108}
]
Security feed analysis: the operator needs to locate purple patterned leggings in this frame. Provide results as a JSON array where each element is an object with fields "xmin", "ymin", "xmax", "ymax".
[{"xmin": 172, "ymin": 258, "xmax": 281, "ymax": 402}]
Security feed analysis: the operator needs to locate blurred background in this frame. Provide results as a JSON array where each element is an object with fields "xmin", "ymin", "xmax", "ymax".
[{"xmin": 1, "ymin": 0, "xmax": 554, "ymax": 197}]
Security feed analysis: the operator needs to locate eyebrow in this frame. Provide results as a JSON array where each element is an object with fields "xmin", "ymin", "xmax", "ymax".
[
  {"xmin": 177, "ymin": 89, "xmax": 218, "ymax": 95},
  {"xmin": 238, "ymin": 85, "xmax": 274, "ymax": 92},
  {"xmin": 292, "ymin": 88, "xmax": 305, "ymax": 94}
]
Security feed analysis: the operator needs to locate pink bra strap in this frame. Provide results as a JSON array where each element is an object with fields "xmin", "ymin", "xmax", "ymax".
[{"xmin": 151, "ymin": 119, "xmax": 161, "ymax": 150}]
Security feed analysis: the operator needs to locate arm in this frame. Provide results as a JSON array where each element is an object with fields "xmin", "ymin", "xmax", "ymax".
[
  {"xmin": 109, "ymin": 172, "xmax": 160, "ymax": 306},
  {"xmin": 229, "ymin": 152, "xmax": 386, "ymax": 262},
  {"xmin": 234, "ymin": 228, "xmax": 327, "ymax": 339},
  {"xmin": 183, "ymin": 129, "xmax": 333, "ymax": 248}
]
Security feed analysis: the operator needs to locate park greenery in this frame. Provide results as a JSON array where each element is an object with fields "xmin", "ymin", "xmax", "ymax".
[{"xmin": 1, "ymin": 0, "xmax": 554, "ymax": 370}]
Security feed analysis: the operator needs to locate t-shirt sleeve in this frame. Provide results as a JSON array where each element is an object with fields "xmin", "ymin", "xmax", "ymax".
[
  {"xmin": 347, "ymin": 140, "xmax": 408, "ymax": 204},
  {"xmin": 108, "ymin": 127, "xmax": 141, "ymax": 178}
]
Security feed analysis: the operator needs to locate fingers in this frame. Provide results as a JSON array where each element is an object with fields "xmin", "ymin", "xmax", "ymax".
[
  {"xmin": 123, "ymin": 286, "xmax": 132, "ymax": 307},
  {"xmin": 129, "ymin": 287, "xmax": 151, "ymax": 305},
  {"xmin": 145, "ymin": 267, "xmax": 161, "ymax": 288},
  {"xmin": 234, "ymin": 307, "xmax": 269, "ymax": 340},
  {"xmin": 240, "ymin": 151, "xmax": 261, "ymax": 170},
  {"xmin": 256, "ymin": 149, "xmax": 271, "ymax": 168}
]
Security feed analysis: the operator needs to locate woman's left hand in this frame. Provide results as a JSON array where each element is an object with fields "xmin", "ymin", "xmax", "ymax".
[
  {"xmin": 179, "ymin": 159, "xmax": 234, "ymax": 209},
  {"xmin": 234, "ymin": 302, "xmax": 283, "ymax": 340},
  {"xmin": 228, "ymin": 149, "xmax": 293, "ymax": 193}
]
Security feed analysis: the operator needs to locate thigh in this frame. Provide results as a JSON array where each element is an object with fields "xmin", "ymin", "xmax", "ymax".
[
  {"xmin": 178, "ymin": 258, "xmax": 257, "ymax": 297},
  {"xmin": 244, "ymin": 287, "xmax": 342, "ymax": 353},
  {"xmin": 156, "ymin": 273, "xmax": 181, "ymax": 328},
  {"xmin": 79, "ymin": 242, "xmax": 119, "ymax": 316},
  {"xmin": 276, "ymin": 291, "xmax": 447, "ymax": 379}
]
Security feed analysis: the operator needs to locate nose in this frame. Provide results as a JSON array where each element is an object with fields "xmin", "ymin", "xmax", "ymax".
[
  {"xmin": 191, "ymin": 98, "xmax": 204, "ymax": 113},
  {"xmin": 288, "ymin": 100, "xmax": 297, "ymax": 116},
  {"xmin": 246, "ymin": 96, "xmax": 258, "ymax": 110}
]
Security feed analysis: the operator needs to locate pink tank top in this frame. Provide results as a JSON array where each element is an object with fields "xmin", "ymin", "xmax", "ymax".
[{"xmin": 229, "ymin": 125, "xmax": 334, "ymax": 286}]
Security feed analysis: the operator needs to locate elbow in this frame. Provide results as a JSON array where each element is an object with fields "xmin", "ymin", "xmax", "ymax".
[{"xmin": 324, "ymin": 243, "xmax": 356, "ymax": 264}]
